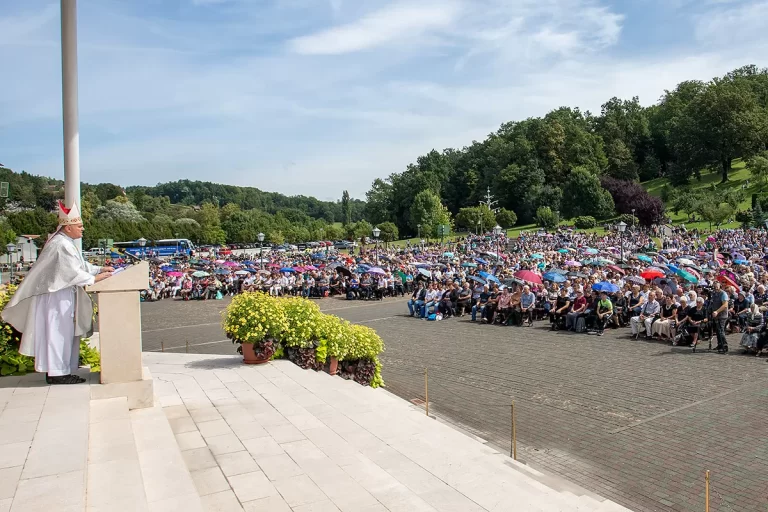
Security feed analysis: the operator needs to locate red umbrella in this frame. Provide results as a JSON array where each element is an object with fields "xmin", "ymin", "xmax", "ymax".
[
  {"xmin": 640, "ymin": 268, "xmax": 664, "ymax": 280},
  {"xmin": 514, "ymin": 270, "xmax": 542, "ymax": 285},
  {"xmin": 715, "ymin": 274, "xmax": 740, "ymax": 291},
  {"xmin": 684, "ymin": 267, "xmax": 701, "ymax": 279},
  {"xmin": 606, "ymin": 265, "xmax": 625, "ymax": 275}
]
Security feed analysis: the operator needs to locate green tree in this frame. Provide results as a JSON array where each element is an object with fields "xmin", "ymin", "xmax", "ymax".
[
  {"xmin": 196, "ymin": 203, "xmax": 226, "ymax": 245},
  {"xmin": 377, "ymin": 221, "xmax": 399, "ymax": 243},
  {"xmin": 268, "ymin": 230, "xmax": 284, "ymax": 245},
  {"xmin": 495, "ymin": 208, "xmax": 517, "ymax": 228},
  {"xmin": 94, "ymin": 200, "xmax": 146, "ymax": 222},
  {"xmin": 455, "ymin": 206, "xmax": 495, "ymax": 232},
  {"xmin": 324, "ymin": 224, "xmax": 344, "ymax": 240},
  {"xmin": 341, "ymin": 190, "xmax": 352, "ymax": 226},
  {"xmin": 410, "ymin": 190, "xmax": 451, "ymax": 238},
  {"xmin": 364, "ymin": 179, "xmax": 393, "ymax": 226},
  {"xmin": 560, "ymin": 167, "xmax": 614, "ymax": 219},
  {"xmin": 535, "ymin": 207, "xmax": 559, "ymax": 230},
  {"xmin": 748, "ymin": 152, "xmax": 768, "ymax": 191}
]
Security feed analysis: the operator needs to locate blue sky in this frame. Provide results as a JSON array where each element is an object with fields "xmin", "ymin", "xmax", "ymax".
[{"xmin": 1, "ymin": 0, "xmax": 767, "ymax": 201}]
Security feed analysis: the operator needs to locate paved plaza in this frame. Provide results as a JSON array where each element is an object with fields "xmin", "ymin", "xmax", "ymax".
[{"xmin": 141, "ymin": 297, "xmax": 768, "ymax": 512}]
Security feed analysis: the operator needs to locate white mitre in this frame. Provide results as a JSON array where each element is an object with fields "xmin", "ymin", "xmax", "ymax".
[{"xmin": 58, "ymin": 201, "xmax": 82, "ymax": 226}]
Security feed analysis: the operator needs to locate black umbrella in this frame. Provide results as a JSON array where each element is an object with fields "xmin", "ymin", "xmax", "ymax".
[{"xmin": 335, "ymin": 266, "xmax": 352, "ymax": 278}]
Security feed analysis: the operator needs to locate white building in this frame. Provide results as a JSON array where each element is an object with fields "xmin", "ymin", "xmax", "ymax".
[{"xmin": 2, "ymin": 235, "xmax": 40, "ymax": 265}]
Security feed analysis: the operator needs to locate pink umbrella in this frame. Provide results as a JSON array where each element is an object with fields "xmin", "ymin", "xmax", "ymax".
[
  {"xmin": 215, "ymin": 259, "xmax": 225, "ymax": 264},
  {"xmin": 222, "ymin": 261, "xmax": 239, "ymax": 267},
  {"xmin": 166, "ymin": 271, "xmax": 183, "ymax": 277},
  {"xmin": 514, "ymin": 270, "xmax": 543, "ymax": 285},
  {"xmin": 305, "ymin": 265, "xmax": 318, "ymax": 270},
  {"xmin": 564, "ymin": 260, "xmax": 581, "ymax": 267}
]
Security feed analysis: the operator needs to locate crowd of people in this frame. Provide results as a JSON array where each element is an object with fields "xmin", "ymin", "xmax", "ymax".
[{"xmin": 108, "ymin": 224, "xmax": 768, "ymax": 360}]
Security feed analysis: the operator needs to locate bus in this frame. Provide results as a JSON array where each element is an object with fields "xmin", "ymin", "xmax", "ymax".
[{"xmin": 113, "ymin": 238, "xmax": 195, "ymax": 258}]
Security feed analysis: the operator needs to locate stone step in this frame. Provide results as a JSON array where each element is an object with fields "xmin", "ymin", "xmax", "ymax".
[
  {"xmin": 129, "ymin": 404, "xmax": 204, "ymax": 512},
  {"xmin": 87, "ymin": 397, "xmax": 149, "ymax": 512}
]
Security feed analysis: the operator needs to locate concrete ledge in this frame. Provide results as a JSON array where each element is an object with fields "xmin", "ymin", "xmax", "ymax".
[{"xmin": 90, "ymin": 366, "xmax": 154, "ymax": 409}]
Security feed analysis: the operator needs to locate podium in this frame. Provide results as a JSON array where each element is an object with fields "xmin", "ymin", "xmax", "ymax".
[{"xmin": 87, "ymin": 261, "xmax": 154, "ymax": 409}]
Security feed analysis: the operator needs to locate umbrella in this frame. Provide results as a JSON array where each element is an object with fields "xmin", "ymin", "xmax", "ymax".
[
  {"xmin": 677, "ymin": 258, "xmax": 695, "ymax": 266},
  {"xmin": 719, "ymin": 269, "xmax": 738, "ymax": 283},
  {"xmin": 557, "ymin": 248, "xmax": 569, "ymax": 254},
  {"xmin": 235, "ymin": 270, "xmax": 250, "ymax": 275},
  {"xmin": 734, "ymin": 259, "xmax": 749, "ymax": 265},
  {"xmin": 606, "ymin": 265, "xmax": 625, "ymax": 275},
  {"xmin": 548, "ymin": 268, "xmax": 569, "ymax": 275},
  {"xmin": 584, "ymin": 248, "xmax": 599, "ymax": 255},
  {"xmin": 160, "ymin": 265, "xmax": 174, "ymax": 272},
  {"xmin": 731, "ymin": 252, "xmax": 746, "ymax": 261},
  {"xmin": 443, "ymin": 252, "xmax": 454, "ymax": 258},
  {"xmin": 640, "ymin": 268, "xmax": 664, "ymax": 280},
  {"xmin": 467, "ymin": 275, "xmax": 487, "ymax": 285},
  {"xmin": 531, "ymin": 254, "xmax": 544, "ymax": 260},
  {"xmin": 542, "ymin": 272, "xmax": 566, "ymax": 283},
  {"xmin": 514, "ymin": 270, "xmax": 542, "ymax": 285},
  {"xmin": 418, "ymin": 268, "xmax": 432, "ymax": 278},
  {"xmin": 636, "ymin": 254, "xmax": 653, "ymax": 264},
  {"xmin": 684, "ymin": 267, "xmax": 701, "ymax": 279},
  {"xmin": 279, "ymin": 267, "xmax": 295, "ymax": 273},
  {"xmin": 716, "ymin": 274, "xmax": 740, "ymax": 290},
  {"xmin": 592, "ymin": 282, "xmax": 619, "ymax": 293},
  {"xmin": 166, "ymin": 271, "xmax": 183, "ymax": 277},
  {"xmin": 674, "ymin": 268, "xmax": 698, "ymax": 284},
  {"xmin": 335, "ymin": 266, "xmax": 352, "ymax": 277},
  {"xmin": 564, "ymin": 260, "xmax": 581, "ymax": 267},
  {"xmin": 626, "ymin": 275, "xmax": 646, "ymax": 285},
  {"xmin": 462, "ymin": 262, "xmax": 478, "ymax": 268},
  {"xmin": 479, "ymin": 271, "xmax": 502, "ymax": 285},
  {"xmin": 474, "ymin": 257, "xmax": 489, "ymax": 265},
  {"xmin": 222, "ymin": 261, "xmax": 239, "ymax": 267},
  {"xmin": 368, "ymin": 267, "xmax": 386, "ymax": 275},
  {"xmin": 567, "ymin": 272, "xmax": 588, "ymax": 279},
  {"xmin": 192, "ymin": 271, "xmax": 209, "ymax": 278},
  {"xmin": 214, "ymin": 269, "xmax": 230, "ymax": 275}
]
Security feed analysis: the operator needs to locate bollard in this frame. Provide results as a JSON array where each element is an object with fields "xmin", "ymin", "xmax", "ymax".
[
  {"xmin": 161, "ymin": 342, "xmax": 165, "ymax": 353},
  {"xmin": 424, "ymin": 368, "xmax": 429, "ymax": 417},
  {"xmin": 186, "ymin": 341, "xmax": 189, "ymax": 353},
  {"xmin": 511, "ymin": 402, "xmax": 517, "ymax": 461},
  {"xmin": 705, "ymin": 470, "xmax": 709, "ymax": 512}
]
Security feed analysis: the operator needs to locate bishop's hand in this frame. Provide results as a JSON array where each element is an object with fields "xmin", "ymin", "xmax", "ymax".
[
  {"xmin": 101, "ymin": 266, "xmax": 115, "ymax": 273},
  {"xmin": 95, "ymin": 272, "xmax": 113, "ymax": 282}
]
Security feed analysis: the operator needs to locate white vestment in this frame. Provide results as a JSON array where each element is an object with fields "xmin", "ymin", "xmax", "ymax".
[{"xmin": 2, "ymin": 233, "xmax": 100, "ymax": 376}]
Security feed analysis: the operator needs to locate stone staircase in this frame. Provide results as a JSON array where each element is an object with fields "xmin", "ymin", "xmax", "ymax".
[{"xmin": 0, "ymin": 355, "xmax": 635, "ymax": 511}]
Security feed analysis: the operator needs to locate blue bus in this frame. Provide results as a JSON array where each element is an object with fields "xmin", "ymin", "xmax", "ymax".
[{"xmin": 113, "ymin": 238, "xmax": 195, "ymax": 258}]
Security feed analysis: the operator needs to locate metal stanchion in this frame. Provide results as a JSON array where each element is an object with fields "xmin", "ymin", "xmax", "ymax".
[
  {"xmin": 511, "ymin": 402, "xmax": 517, "ymax": 460},
  {"xmin": 705, "ymin": 470, "xmax": 710, "ymax": 512},
  {"xmin": 161, "ymin": 342, "xmax": 165, "ymax": 352},
  {"xmin": 424, "ymin": 368, "xmax": 429, "ymax": 417},
  {"xmin": 186, "ymin": 341, "xmax": 189, "ymax": 353}
]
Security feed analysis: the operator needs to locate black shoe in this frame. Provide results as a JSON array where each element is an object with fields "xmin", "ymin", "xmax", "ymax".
[{"xmin": 46, "ymin": 374, "xmax": 86, "ymax": 385}]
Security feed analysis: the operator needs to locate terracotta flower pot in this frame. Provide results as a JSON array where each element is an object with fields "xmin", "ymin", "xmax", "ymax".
[
  {"xmin": 329, "ymin": 356, "xmax": 339, "ymax": 376},
  {"xmin": 241, "ymin": 342, "xmax": 271, "ymax": 365}
]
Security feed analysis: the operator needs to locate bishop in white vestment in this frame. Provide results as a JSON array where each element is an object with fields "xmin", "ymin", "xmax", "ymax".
[{"xmin": 2, "ymin": 202, "xmax": 113, "ymax": 384}]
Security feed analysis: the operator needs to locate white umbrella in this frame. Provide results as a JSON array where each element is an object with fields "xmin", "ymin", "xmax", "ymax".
[{"xmin": 677, "ymin": 258, "xmax": 695, "ymax": 266}]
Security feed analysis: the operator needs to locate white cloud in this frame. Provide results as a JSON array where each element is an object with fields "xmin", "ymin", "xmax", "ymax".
[
  {"xmin": 695, "ymin": 0, "xmax": 768, "ymax": 47},
  {"xmin": 288, "ymin": 0, "xmax": 461, "ymax": 54}
]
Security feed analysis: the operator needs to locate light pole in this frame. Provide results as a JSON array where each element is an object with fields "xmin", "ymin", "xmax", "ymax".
[
  {"xmin": 257, "ymin": 232, "xmax": 265, "ymax": 269},
  {"xmin": 138, "ymin": 237, "xmax": 147, "ymax": 260},
  {"xmin": 631, "ymin": 209, "xmax": 636, "ymax": 230},
  {"xmin": 372, "ymin": 227, "xmax": 381, "ymax": 262},
  {"xmin": 493, "ymin": 225, "xmax": 502, "ymax": 255},
  {"xmin": 476, "ymin": 220, "xmax": 481, "ymax": 236},
  {"xmin": 617, "ymin": 221, "xmax": 627, "ymax": 263},
  {"xmin": 417, "ymin": 223, "xmax": 421, "ymax": 242},
  {"xmin": 764, "ymin": 219, "xmax": 768, "ymax": 231},
  {"xmin": 6, "ymin": 243, "xmax": 15, "ymax": 284}
]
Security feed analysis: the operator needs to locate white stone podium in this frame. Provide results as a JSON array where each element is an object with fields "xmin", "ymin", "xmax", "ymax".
[{"xmin": 87, "ymin": 261, "xmax": 154, "ymax": 409}]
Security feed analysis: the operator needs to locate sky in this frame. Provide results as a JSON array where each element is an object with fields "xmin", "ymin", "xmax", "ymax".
[{"xmin": 1, "ymin": 0, "xmax": 767, "ymax": 201}]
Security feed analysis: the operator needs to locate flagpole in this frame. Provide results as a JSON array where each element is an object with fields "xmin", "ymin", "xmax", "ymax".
[{"xmin": 61, "ymin": 0, "xmax": 82, "ymax": 251}]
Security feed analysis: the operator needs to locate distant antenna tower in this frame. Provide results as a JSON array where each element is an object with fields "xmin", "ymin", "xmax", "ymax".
[{"xmin": 479, "ymin": 187, "xmax": 499, "ymax": 213}]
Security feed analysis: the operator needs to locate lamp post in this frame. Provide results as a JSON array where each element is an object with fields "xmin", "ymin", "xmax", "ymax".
[
  {"xmin": 631, "ymin": 209, "xmax": 636, "ymax": 230},
  {"xmin": 137, "ymin": 237, "xmax": 147, "ymax": 260},
  {"xmin": 417, "ymin": 223, "xmax": 421, "ymax": 242},
  {"xmin": 476, "ymin": 220, "xmax": 481, "ymax": 236},
  {"xmin": 493, "ymin": 225, "xmax": 502, "ymax": 255},
  {"xmin": 257, "ymin": 232, "xmax": 265, "ymax": 269},
  {"xmin": 372, "ymin": 227, "xmax": 381, "ymax": 262},
  {"xmin": 764, "ymin": 219, "xmax": 768, "ymax": 230},
  {"xmin": 617, "ymin": 221, "xmax": 627, "ymax": 263},
  {"xmin": 6, "ymin": 243, "xmax": 16, "ymax": 284}
]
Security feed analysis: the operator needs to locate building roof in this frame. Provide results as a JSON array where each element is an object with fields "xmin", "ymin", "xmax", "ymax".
[{"xmin": 19, "ymin": 235, "xmax": 41, "ymax": 240}]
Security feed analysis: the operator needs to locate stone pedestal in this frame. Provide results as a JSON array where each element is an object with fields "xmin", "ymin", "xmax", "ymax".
[{"xmin": 87, "ymin": 261, "xmax": 153, "ymax": 409}]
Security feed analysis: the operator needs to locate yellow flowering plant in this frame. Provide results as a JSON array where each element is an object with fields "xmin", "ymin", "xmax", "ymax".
[
  {"xmin": 0, "ymin": 285, "xmax": 35, "ymax": 376},
  {"xmin": 222, "ymin": 292, "xmax": 288, "ymax": 345},
  {"xmin": 278, "ymin": 297, "xmax": 323, "ymax": 348},
  {"xmin": 317, "ymin": 314, "xmax": 353, "ymax": 361}
]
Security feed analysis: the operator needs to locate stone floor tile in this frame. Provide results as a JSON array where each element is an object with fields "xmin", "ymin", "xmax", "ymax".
[
  {"xmin": 241, "ymin": 495, "xmax": 292, "ymax": 512},
  {"xmin": 0, "ymin": 498, "xmax": 10, "ymax": 512},
  {"xmin": 87, "ymin": 458, "xmax": 148, "ymax": 511},
  {"xmin": 0, "ymin": 422, "xmax": 37, "ymax": 446},
  {"xmin": 0, "ymin": 406, "xmax": 41, "ymax": 426},
  {"xmin": 176, "ymin": 431, "xmax": 208, "ymax": 451},
  {"xmin": 197, "ymin": 419, "xmax": 233, "ymax": 439},
  {"xmin": 229, "ymin": 421, "xmax": 269, "ymax": 441},
  {"xmin": 147, "ymin": 493, "xmax": 204, "ymax": 512},
  {"xmin": 206, "ymin": 433, "xmax": 245, "ymax": 456},
  {"xmin": 272, "ymin": 474, "xmax": 327, "ymax": 508},
  {"xmin": 191, "ymin": 467, "xmax": 231, "ymax": 496},
  {"xmin": 89, "ymin": 418, "xmax": 138, "ymax": 464},
  {"xmin": 90, "ymin": 397, "xmax": 129, "ymax": 424},
  {"xmin": 256, "ymin": 453, "xmax": 304, "ymax": 481},
  {"xmin": 22, "ymin": 423, "xmax": 87, "ymax": 479},
  {"xmin": 139, "ymin": 449, "xmax": 197, "ymax": 503},
  {"xmin": 242, "ymin": 437, "xmax": 284, "ymax": 458},
  {"xmin": 200, "ymin": 490, "xmax": 244, "ymax": 512},
  {"xmin": 290, "ymin": 501, "xmax": 341, "ymax": 512},
  {"xmin": 189, "ymin": 407, "xmax": 223, "ymax": 423},
  {"xmin": 182, "ymin": 447, "xmax": 219, "ymax": 472},
  {"xmin": 11, "ymin": 470, "xmax": 85, "ymax": 512},
  {"xmin": 169, "ymin": 416, "xmax": 198, "ymax": 434},
  {"xmin": 214, "ymin": 451, "xmax": 259, "ymax": 477},
  {"xmin": 263, "ymin": 423, "xmax": 305, "ymax": 444},
  {"xmin": 227, "ymin": 471, "xmax": 278, "ymax": 503},
  {"xmin": 163, "ymin": 405, "xmax": 191, "ymax": 420},
  {"xmin": 0, "ymin": 466, "xmax": 22, "ymax": 500}
]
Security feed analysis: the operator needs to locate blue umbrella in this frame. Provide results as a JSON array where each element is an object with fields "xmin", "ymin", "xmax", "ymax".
[
  {"xmin": 479, "ymin": 271, "xmax": 502, "ymax": 285},
  {"xmin": 542, "ymin": 272, "xmax": 566, "ymax": 283},
  {"xmin": 734, "ymin": 259, "xmax": 748, "ymax": 265},
  {"xmin": 531, "ymin": 254, "xmax": 544, "ymax": 260},
  {"xmin": 443, "ymin": 252, "xmax": 454, "ymax": 258},
  {"xmin": 592, "ymin": 281, "xmax": 619, "ymax": 293},
  {"xmin": 418, "ymin": 268, "xmax": 432, "ymax": 278},
  {"xmin": 474, "ymin": 257, "xmax": 489, "ymax": 265},
  {"xmin": 462, "ymin": 262, "xmax": 478, "ymax": 268},
  {"xmin": 558, "ymin": 249, "xmax": 569, "ymax": 254},
  {"xmin": 279, "ymin": 267, "xmax": 295, "ymax": 273},
  {"xmin": 584, "ymin": 248, "xmax": 599, "ymax": 255},
  {"xmin": 467, "ymin": 275, "xmax": 486, "ymax": 284},
  {"xmin": 636, "ymin": 254, "xmax": 653, "ymax": 264},
  {"xmin": 214, "ymin": 269, "xmax": 230, "ymax": 275}
]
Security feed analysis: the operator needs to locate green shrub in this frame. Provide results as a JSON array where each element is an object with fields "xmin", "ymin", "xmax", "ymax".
[
  {"xmin": 79, "ymin": 339, "xmax": 101, "ymax": 372},
  {"xmin": 573, "ymin": 216, "xmax": 597, "ymax": 229},
  {"xmin": 318, "ymin": 314, "xmax": 353, "ymax": 360},
  {"xmin": 346, "ymin": 324, "xmax": 385, "ymax": 361},
  {"xmin": 0, "ymin": 285, "xmax": 35, "ymax": 376},
  {"xmin": 222, "ymin": 292, "xmax": 288, "ymax": 343}
]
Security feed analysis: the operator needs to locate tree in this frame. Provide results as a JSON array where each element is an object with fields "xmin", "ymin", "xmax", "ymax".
[
  {"xmin": 268, "ymin": 230, "xmax": 284, "ymax": 245},
  {"xmin": 560, "ymin": 167, "xmax": 614, "ymax": 219},
  {"xmin": 341, "ymin": 190, "xmax": 352, "ymax": 225},
  {"xmin": 94, "ymin": 200, "xmax": 146, "ymax": 222},
  {"xmin": 600, "ymin": 177, "xmax": 664, "ymax": 226},
  {"xmin": 410, "ymin": 190, "xmax": 451, "ymax": 238},
  {"xmin": 364, "ymin": 179, "xmax": 393, "ymax": 226},
  {"xmin": 535, "ymin": 207, "xmax": 559, "ymax": 230},
  {"xmin": 700, "ymin": 203, "xmax": 734, "ymax": 230},
  {"xmin": 196, "ymin": 202, "xmax": 226, "ymax": 245},
  {"xmin": 496, "ymin": 208, "xmax": 517, "ymax": 229},
  {"xmin": 324, "ymin": 224, "xmax": 344, "ymax": 240},
  {"xmin": 455, "ymin": 206, "xmax": 496, "ymax": 232},
  {"xmin": 748, "ymin": 152, "xmax": 768, "ymax": 191},
  {"xmin": 377, "ymin": 222, "xmax": 399, "ymax": 243}
]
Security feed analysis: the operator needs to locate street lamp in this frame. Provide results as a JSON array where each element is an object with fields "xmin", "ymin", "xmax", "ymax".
[
  {"xmin": 417, "ymin": 223, "xmax": 421, "ymax": 241},
  {"xmin": 476, "ymin": 220, "xmax": 481, "ymax": 236},
  {"xmin": 258, "ymin": 232, "xmax": 265, "ymax": 269},
  {"xmin": 631, "ymin": 209, "xmax": 636, "ymax": 230},
  {"xmin": 493, "ymin": 225, "xmax": 502, "ymax": 255},
  {"xmin": 617, "ymin": 221, "xmax": 627, "ymax": 263},
  {"xmin": 6, "ymin": 243, "xmax": 15, "ymax": 283},
  {"xmin": 372, "ymin": 227, "xmax": 381, "ymax": 262},
  {"xmin": 137, "ymin": 237, "xmax": 147, "ymax": 260}
]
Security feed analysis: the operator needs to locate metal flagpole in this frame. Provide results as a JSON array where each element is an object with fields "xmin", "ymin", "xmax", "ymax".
[{"xmin": 61, "ymin": 0, "xmax": 82, "ymax": 251}]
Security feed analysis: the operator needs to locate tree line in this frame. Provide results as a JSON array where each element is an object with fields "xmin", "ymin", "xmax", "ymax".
[{"xmin": 364, "ymin": 65, "xmax": 768, "ymax": 235}]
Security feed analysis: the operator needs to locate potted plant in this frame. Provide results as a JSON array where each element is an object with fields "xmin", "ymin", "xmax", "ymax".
[
  {"xmin": 337, "ymin": 324, "xmax": 385, "ymax": 388},
  {"xmin": 223, "ymin": 292, "xmax": 288, "ymax": 364},
  {"xmin": 318, "ymin": 314, "xmax": 352, "ymax": 375},
  {"xmin": 278, "ymin": 297, "xmax": 325, "ymax": 370}
]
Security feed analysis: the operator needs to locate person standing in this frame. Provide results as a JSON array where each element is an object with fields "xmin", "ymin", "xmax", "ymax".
[
  {"xmin": 2, "ymin": 202, "xmax": 114, "ymax": 384},
  {"xmin": 710, "ymin": 282, "xmax": 730, "ymax": 353}
]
